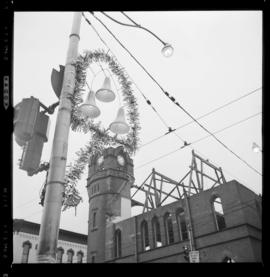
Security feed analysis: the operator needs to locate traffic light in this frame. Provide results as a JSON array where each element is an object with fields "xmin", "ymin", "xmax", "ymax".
[
  {"xmin": 14, "ymin": 97, "xmax": 40, "ymax": 146},
  {"xmin": 183, "ymin": 245, "xmax": 190, "ymax": 262},
  {"xmin": 19, "ymin": 111, "xmax": 50, "ymax": 176}
]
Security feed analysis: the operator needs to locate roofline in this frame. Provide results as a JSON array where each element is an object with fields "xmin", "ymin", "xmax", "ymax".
[{"xmin": 13, "ymin": 219, "xmax": 87, "ymax": 240}]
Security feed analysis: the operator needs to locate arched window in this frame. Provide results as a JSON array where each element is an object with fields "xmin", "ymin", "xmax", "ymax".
[
  {"xmin": 164, "ymin": 213, "xmax": 174, "ymax": 244},
  {"xmin": 176, "ymin": 208, "xmax": 189, "ymax": 241},
  {"xmin": 141, "ymin": 220, "xmax": 150, "ymax": 251},
  {"xmin": 152, "ymin": 217, "xmax": 162, "ymax": 248},
  {"xmin": 56, "ymin": 247, "xmax": 64, "ymax": 263},
  {"xmin": 21, "ymin": 241, "xmax": 32, "ymax": 263},
  {"xmin": 212, "ymin": 196, "xmax": 226, "ymax": 231},
  {"xmin": 114, "ymin": 229, "xmax": 122, "ymax": 258},
  {"xmin": 77, "ymin": 251, "xmax": 84, "ymax": 263},
  {"xmin": 67, "ymin": 249, "xmax": 74, "ymax": 263}
]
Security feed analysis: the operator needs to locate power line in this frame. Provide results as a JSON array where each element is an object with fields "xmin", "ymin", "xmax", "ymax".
[
  {"xmin": 101, "ymin": 11, "xmax": 166, "ymax": 45},
  {"xmin": 191, "ymin": 112, "xmax": 262, "ymax": 144},
  {"xmin": 135, "ymin": 112, "xmax": 262, "ymax": 170},
  {"xmin": 89, "ymin": 12, "xmax": 262, "ymax": 177},
  {"xmin": 85, "ymin": 11, "xmax": 262, "ymax": 171},
  {"xmin": 89, "ymin": 12, "xmax": 165, "ymax": 93},
  {"xmin": 82, "ymin": 12, "xmax": 185, "ymax": 143},
  {"xmin": 140, "ymin": 88, "xmax": 261, "ymax": 148}
]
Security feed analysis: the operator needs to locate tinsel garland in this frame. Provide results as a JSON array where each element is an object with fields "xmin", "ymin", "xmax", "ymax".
[{"xmin": 62, "ymin": 49, "xmax": 140, "ymax": 212}]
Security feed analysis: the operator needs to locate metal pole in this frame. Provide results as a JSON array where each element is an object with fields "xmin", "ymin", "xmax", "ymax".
[
  {"xmin": 36, "ymin": 12, "xmax": 82, "ymax": 263},
  {"xmin": 183, "ymin": 188, "xmax": 195, "ymax": 251}
]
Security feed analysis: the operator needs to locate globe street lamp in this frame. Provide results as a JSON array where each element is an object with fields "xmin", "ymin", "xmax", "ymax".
[
  {"xmin": 252, "ymin": 142, "xmax": 262, "ymax": 153},
  {"xmin": 100, "ymin": 11, "xmax": 174, "ymax": 58}
]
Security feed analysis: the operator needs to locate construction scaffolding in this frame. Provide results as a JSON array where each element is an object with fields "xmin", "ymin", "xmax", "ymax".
[{"xmin": 131, "ymin": 150, "xmax": 226, "ymax": 213}]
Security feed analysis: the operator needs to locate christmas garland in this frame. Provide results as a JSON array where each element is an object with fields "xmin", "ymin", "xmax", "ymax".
[{"xmin": 61, "ymin": 49, "xmax": 140, "ymax": 212}]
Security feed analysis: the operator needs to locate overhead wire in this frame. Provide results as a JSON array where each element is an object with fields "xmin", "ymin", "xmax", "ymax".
[
  {"xmin": 88, "ymin": 11, "xmax": 262, "ymax": 177},
  {"xmin": 191, "ymin": 111, "xmax": 262, "ymax": 145},
  {"xmin": 140, "ymin": 87, "xmax": 262, "ymax": 148},
  {"xmin": 135, "ymin": 112, "xmax": 262, "ymax": 170},
  {"xmin": 101, "ymin": 11, "xmax": 166, "ymax": 45},
  {"xmin": 81, "ymin": 12, "xmax": 261, "ymax": 199},
  {"xmin": 82, "ymin": 12, "xmax": 262, "ymax": 195},
  {"xmin": 82, "ymin": 12, "xmax": 185, "ymax": 143}
]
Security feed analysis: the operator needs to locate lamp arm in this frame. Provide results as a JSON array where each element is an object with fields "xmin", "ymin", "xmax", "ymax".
[
  {"xmin": 100, "ymin": 12, "xmax": 166, "ymax": 45},
  {"xmin": 121, "ymin": 11, "xmax": 140, "ymax": 26}
]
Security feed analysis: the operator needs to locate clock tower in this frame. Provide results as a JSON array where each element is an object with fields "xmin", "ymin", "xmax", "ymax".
[{"xmin": 86, "ymin": 146, "xmax": 134, "ymax": 263}]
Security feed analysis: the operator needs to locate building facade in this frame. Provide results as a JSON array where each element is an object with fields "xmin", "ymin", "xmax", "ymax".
[
  {"xmin": 87, "ymin": 146, "xmax": 262, "ymax": 263},
  {"xmin": 13, "ymin": 219, "xmax": 87, "ymax": 263}
]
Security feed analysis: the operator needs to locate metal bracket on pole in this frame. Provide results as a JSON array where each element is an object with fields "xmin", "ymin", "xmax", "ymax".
[{"xmin": 39, "ymin": 101, "xmax": 60, "ymax": 115}]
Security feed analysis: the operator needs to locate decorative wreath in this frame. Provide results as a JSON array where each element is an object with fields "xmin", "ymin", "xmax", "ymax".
[{"xmin": 61, "ymin": 49, "xmax": 141, "ymax": 212}]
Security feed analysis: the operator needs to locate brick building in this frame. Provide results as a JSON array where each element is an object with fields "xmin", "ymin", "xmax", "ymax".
[
  {"xmin": 13, "ymin": 219, "xmax": 87, "ymax": 263},
  {"xmin": 86, "ymin": 146, "xmax": 262, "ymax": 263}
]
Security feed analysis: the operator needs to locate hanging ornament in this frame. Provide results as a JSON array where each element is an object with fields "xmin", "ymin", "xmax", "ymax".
[
  {"xmin": 109, "ymin": 107, "xmax": 130, "ymax": 135},
  {"xmin": 78, "ymin": 90, "xmax": 101, "ymax": 118},
  {"xmin": 96, "ymin": 76, "xmax": 116, "ymax": 103}
]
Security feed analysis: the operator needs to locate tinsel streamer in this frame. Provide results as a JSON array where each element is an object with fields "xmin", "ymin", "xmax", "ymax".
[{"xmin": 62, "ymin": 49, "xmax": 140, "ymax": 212}]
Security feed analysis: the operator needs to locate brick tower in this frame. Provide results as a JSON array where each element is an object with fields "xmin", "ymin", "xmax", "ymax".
[{"xmin": 86, "ymin": 146, "xmax": 134, "ymax": 263}]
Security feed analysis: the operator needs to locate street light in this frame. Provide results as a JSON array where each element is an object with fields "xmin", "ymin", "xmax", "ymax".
[
  {"xmin": 252, "ymin": 142, "xmax": 262, "ymax": 153},
  {"xmin": 161, "ymin": 43, "xmax": 174, "ymax": 57},
  {"xmin": 100, "ymin": 11, "xmax": 174, "ymax": 58}
]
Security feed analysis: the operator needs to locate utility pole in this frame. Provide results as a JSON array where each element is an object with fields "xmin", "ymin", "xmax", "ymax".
[
  {"xmin": 36, "ymin": 12, "xmax": 82, "ymax": 263},
  {"xmin": 183, "ymin": 188, "xmax": 195, "ymax": 251}
]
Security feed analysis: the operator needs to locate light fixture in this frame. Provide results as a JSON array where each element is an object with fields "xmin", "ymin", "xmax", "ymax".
[
  {"xmin": 78, "ymin": 90, "xmax": 101, "ymax": 118},
  {"xmin": 252, "ymin": 142, "xmax": 261, "ymax": 153},
  {"xmin": 96, "ymin": 76, "xmax": 116, "ymax": 103},
  {"xmin": 99, "ymin": 12, "xmax": 174, "ymax": 58},
  {"xmin": 162, "ymin": 43, "xmax": 174, "ymax": 57},
  {"xmin": 109, "ymin": 106, "xmax": 130, "ymax": 135}
]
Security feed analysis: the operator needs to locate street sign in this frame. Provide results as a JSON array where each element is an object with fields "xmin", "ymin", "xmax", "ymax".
[
  {"xmin": 189, "ymin": 250, "xmax": 200, "ymax": 263},
  {"xmin": 51, "ymin": 65, "xmax": 65, "ymax": 99}
]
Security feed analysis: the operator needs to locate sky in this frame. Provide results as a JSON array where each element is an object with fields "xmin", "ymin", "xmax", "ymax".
[{"xmin": 13, "ymin": 11, "xmax": 262, "ymax": 235}]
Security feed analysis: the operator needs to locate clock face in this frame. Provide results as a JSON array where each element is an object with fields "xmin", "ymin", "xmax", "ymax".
[
  {"xmin": 117, "ymin": 155, "xmax": 125, "ymax": 166},
  {"xmin": 97, "ymin": 156, "xmax": 104, "ymax": 165}
]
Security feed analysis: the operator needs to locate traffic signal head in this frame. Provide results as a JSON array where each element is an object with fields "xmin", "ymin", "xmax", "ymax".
[
  {"xmin": 14, "ymin": 97, "xmax": 40, "ymax": 146},
  {"xmin": 18, "ymin": 110, "xmax": 50, "ymax": 175},
  {"xmin": 183, "ymin": 245, "xmax": 190, "ymax": 262},
  {"xmin": 19, "ymin": 134, "xmax": 46, "ymax": 175}
]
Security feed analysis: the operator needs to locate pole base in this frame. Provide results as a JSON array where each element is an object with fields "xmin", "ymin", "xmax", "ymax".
[{"xmin": 36, "ymin": 254, "xmax": 56, "ymax": 263}]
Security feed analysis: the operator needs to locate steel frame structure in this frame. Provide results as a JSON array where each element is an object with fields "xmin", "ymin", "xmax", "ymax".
[{"xmin": 131, "ymin": 150, "xmax": 226, "ymax": 213}]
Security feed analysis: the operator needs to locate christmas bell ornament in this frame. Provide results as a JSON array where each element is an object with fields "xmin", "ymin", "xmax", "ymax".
[
  {"xmin": 109, "ymin": 106, "xmax": 130, "ymax": 135},
  {"xmin": 78, "ymin": 90, "xmax": 101, "ymax": 118},
  {"xmin": 96, "ymin": 76, "xmax": 116, "ymax": 103}
]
